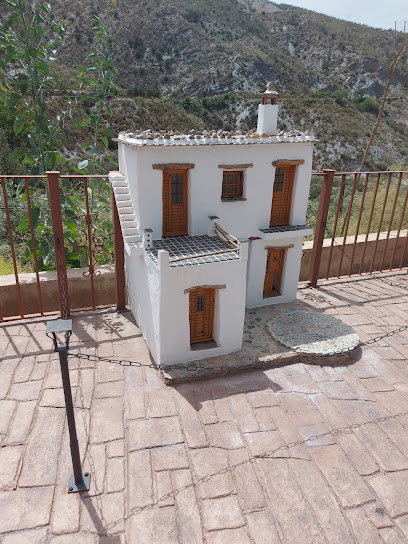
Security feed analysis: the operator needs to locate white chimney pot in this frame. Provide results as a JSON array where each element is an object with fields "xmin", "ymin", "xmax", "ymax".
[{"xmin": 257, "ymin": 82, "xmax": 279, "ymax": 135}]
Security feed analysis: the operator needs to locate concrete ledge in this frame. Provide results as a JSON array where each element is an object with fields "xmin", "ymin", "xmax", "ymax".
[
  {"xmin": 0, "ymin": 265, "xmax": 118, "ymax": 318},
  {"xmin": 300, "ymin": 229, "xmax": 408, "ymax": 282}
]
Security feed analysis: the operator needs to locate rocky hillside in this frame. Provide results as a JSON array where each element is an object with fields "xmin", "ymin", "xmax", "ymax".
[{"xmin": 3, "ymin": 0, "xmax": 408, "ymax": 171}]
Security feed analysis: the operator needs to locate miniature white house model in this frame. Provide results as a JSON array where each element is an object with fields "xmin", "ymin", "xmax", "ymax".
[{"xmin": 110, "ymin": 85, "xmax": 314, "ymax": 365}]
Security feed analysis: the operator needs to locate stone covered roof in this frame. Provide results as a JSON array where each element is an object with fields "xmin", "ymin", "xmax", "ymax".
[{"xmin": 116, "ymin": 129, "xmax": 314, "ymax": 147}]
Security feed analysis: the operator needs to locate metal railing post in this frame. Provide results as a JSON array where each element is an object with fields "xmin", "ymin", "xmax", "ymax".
[
  {"xmin": 47, "ymin": 171, "xmax": 71, "ymax": 318},
  {"xmin": 308, "ymin": 169, "xmax": 335, "ymax": 287},
  {"xmin": 112, "ymin": 188, "xmax": 126, "ymax": 311}
]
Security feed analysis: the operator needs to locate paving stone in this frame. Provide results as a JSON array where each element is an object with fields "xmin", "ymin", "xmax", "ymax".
[
  {"xmin": 49, "ymin": 535, "xmax": 96, "ymax": 543},
  {"xmin": 95, "ymin": 360, "xmax": 124, "ymax": 383},
  {"xmin": 151, "ymin": 444, "xmax": 189, "ymax": 471},
  {"xmin": 155, "ymin": 470, "xmax": 174, "ymax": 507},
  {"xmin": 365, "ymin": 502, "xmax": 393, "ymax": 529},
  {"xmin": 94, "ymin": 380, "xmax": 124, "ymax": 398},
  {"xmin": 298, "ymin": 422, "xmax": 336, "ymax": 447},
  {"xmin": 0, "ymin": 400, "xmax": 17, "ymax": 434},
  {"xmin": 362, "ymin": 377, "xmax": 395, "ymax": 392},
  {"xmin": 310, "ymin": 444, "xmax": 374, "ymax": 507},
  {"xmin": 290, "ymin": 458, "xmax": 355, "ymax": 544},
  {"xmin": 319, "ymin": 380, "xmax": 360, "ymax": 400},
  {"xmin": 310, "ymin": 392, "xmax": 348, "ymax": 430},
  {"xmin": 244, "ymin": 430, "xmax": 288, "ymax": 458},
  {"xmin": 81, "ymin": 491, "xmax": 125, "ymax": 534},
  {"xmin": 194, "ymin": 388, "xmax": 219, "ymax": 424},
  {"xmin": 107, "ymin": 439, "xmax": 125, "ymax": 458},
  {"xmin": 255, "ymin": 407, "xmax": 277, "ymax": 431},
  {"xmin": 230, "ymin": 393, "xmax": 261, "ymax": 432},
  {"xmin": 335, "ymin": 368, "xmax": 377, "ymax": 401},
  {"xmin": 172, "ymin": 468, "xmax": 203, "ymax": 544},
  {"xmin": 395, "ymin": 514, "xmax": 408, "ymax": 540},
  {"xmin": 125, "ymin": 389, "xmax": 146, "ymax": 420},
  {"xmin": 245, "ymin": 510, "xmax": 282, "ymax": 544},
  {"xmin": 128, "ymin": 416, "xmax": 183, "ymax": 450},
  {"xmin": 378, "ymin": 418, "xmax": 408, "ymax": 459},
  {"xmin": 128, "ymin": 450, "xmax": 153, "ymax": 510},
  {"xmin": 19, "ymin": 407, "xmax": 65, "ymax": 487},
  {"xmin": 279, "ymin": 392, "xmax": 324, "ymax": 427},
  {"xmin": 51, "ymin": 478, "xmax": 80, "ymax": 535},
  {"xmin": 212, "ymin": 392, "xmax": 234, "ymax": 422},
  {"xmin": 276, "ymin": 372, "xmax": 321, "ymax": 394},
  {"xmin": 0, "ymin": 487, "xmax": 54, "ymax": 532},
  {"xmin": 40, "ymin": 387, "xmax": 70, "ymax": 408},
  {"xmin": 30, "ymin": 362, "xmax": 48, "ymax": 381},
  {"xmin": 201, "ymin": 495, "xmax": 245, "ymax": 531},
  {"xmin": 206, "ymin": 527, "xmax": 251, "ymax": 544},
  {"xmin": 106, "ymin": 456, "xmax": 125, "ymax": 493},
  {"xmin": 90, "ymin": 397, "xmax": 124, "ymax": 444},
  {"xmin": 228, "ymin": 449, "xmax": 267, "ymax": 512},
  {"xmin": 346, "ymin": 507, "xmax": 384, "ymax": 543},
  {"xmin": 0, "ymin": 445, "xmax": 24, "ymax": 490},
  {"xmin": 369, "ymin": 472, "xmax": 408, "ymax": 518},
  {"xmin": 246, "ymin": 388, "xmax": 280, "ymax": 407},
  {"xmin": 205, "ymin": 421, "xmax": 244, "ymax": 449},
  {"xmin": 354, "ymin": 423, "xmax": 408, "ymax": 471},
  {"xmin": 269, "ymin": 405, "xmax": 302, "ymax": 445},
  {"xmin": 1, "ymin": 528, "xmax": 49, "ymax": 544},
  {"xmin": 174, "ymin": 386, "xmax": 208, "ymax": 448},
  {"xmin": 255, "ymin": 458, "xmax": 326, "ymax": 543},
  {"xmin": 373, "ymin": 391, "xmax": 408, "ymax": 416},
  {"xmin": 13, "ymin": 356, "xmax": 35, "ymax": 383},
  {"xmin": 147, "ymin": 389, "xmax": 177, "ymax": 418},
  {"xmin": 337, "ymin": 431, "xmax": 379, "ymax": 476},
  {"xmin": 128, "ymin": 507, "xmax": 179, "ymax": 544},
  {"xmin": 190, "ymin": 447, "xmax": 235, "ymax": 499},
  {"xmin": 378, "ymin": 527, "xmax": 408, "ymax": 544}
]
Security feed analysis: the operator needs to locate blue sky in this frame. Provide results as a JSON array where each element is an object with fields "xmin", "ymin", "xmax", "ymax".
[{"xmin": 277, "ymin": 1, "xmax": 407, "ymax": 30}]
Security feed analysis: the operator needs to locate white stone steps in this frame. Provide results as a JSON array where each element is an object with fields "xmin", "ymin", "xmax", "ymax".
[{"xmin": 109, "ymin": 173, "xmax": 141, "ymax": 249}]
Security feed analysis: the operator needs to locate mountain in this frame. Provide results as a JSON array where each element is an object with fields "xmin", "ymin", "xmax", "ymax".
[{"xmin": 7, "ymin": 0, "xmax": 408, "ymax": 171}]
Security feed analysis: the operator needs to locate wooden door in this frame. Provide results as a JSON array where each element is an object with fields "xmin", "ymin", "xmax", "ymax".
[
  {"xmin": 263, "ymin": 248, "xmax": 285, "ymax": 297},
  {"xmin": 163, "ymin": 170, "xmax": 188, "ymax": 237},
  {"xmin": 189, "ymin": 288, "xmax": 215, "ymax": 344},
  {"xmin": 270, "ymin": 166, "xmax": 295, "ymax": 226}
]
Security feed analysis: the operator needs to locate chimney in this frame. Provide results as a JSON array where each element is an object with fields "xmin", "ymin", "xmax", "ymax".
[{"xmin": 256, "ymin": 82, "xmax": 279, "ymax": 135}]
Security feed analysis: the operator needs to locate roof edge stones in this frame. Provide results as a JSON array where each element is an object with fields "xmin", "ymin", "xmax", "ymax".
[{"xmin": 114, "ymin": 129, "xmax": 315, "ymax": 148}]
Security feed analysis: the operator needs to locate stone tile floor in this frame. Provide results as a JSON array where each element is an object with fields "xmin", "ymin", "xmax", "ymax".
[{"xmin": 1, "ymin": 271, "xmax": 408, "ymax": 543}]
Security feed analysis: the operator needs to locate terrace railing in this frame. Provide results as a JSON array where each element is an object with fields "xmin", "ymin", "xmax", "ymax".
[
  {"xmin": 0, "ymin": 171, "xmax": 125, "ymax": 322},
  {"xmin": 308, "ymin": 169, "xmax": 408, "ymax": 286}
]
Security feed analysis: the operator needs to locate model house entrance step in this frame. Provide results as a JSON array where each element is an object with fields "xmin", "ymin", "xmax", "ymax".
[
  {"xmin": 110, "ymin": 174, "xmax": 140, "ymax": 244},
  {"xmin": 146, "ymin": 235, "xmax": 239, "ymax": 268}
]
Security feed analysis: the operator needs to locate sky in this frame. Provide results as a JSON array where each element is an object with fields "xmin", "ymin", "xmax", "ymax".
[{"xmin": 276, "ymin": 1, "xmax": 407, "ymax": 30}]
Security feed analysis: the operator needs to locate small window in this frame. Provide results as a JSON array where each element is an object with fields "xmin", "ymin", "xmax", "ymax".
[
  {"xmin": 222, "ymin": 171, "xmax": 243, "ymax": 198},
  {"xmin": 273, "ymin": 168, "xmax": 285, "ymax": 192},
  {"xmin": 171, "ymin": 173, "xmax": 184, "ymax": 205},
  {"xmin": 196, "ymin": 294, "xmax": 205, "ymax": 312}
]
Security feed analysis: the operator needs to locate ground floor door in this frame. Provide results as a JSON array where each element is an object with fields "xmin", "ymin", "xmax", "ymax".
[
  {"xmin": 163, "ymin": 170, "xmax": 188, "ymax": 237},
  {"xmin": 189, "ymin": 287, "xmax": 215, "ymax": 344},
  {"xmin": 263, "ymin": 248, "xmax": 285, "ymax": 297}
]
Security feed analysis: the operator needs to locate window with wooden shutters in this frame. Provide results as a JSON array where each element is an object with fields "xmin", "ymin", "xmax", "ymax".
[
  {"xmin": 270, "ymin": 166, "xmax": 295, "ymax": 226},
  {"xmin": 222, "ymin": 171, "xmax": 243, "ymax": 199}
]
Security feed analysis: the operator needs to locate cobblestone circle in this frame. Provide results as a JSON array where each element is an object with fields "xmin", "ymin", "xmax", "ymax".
[{"xmin": 267, "ymin": 309, "xmax": 360, "ymax": 355}]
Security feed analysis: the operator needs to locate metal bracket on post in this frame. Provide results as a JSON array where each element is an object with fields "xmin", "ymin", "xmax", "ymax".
[{"xmin": 46, "ymin": 319, "xmax": 90, "ymax": 494}]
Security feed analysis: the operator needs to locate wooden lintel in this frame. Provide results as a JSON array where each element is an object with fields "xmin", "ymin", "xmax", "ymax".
[
  {"xmin": 218, "ymin": 164, "xmax": 253, "ymax": 169},
  {"xmin": 265, "ymin": 244, "xmax": 294, "ymax": 250},
  {"xmin": 184, "ymin": 284, "xmax": 226, "ymax": 294},
  {"xmin": 272, "ymin": 160, "xmax": 305, "ymax": 167},
  {"xmin": 153, "ymin": 163, "xmax": 195, "ymax": 170}
]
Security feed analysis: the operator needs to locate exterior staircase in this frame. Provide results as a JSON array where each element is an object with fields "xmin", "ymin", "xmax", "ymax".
[{"xmin": 109, "ymin": 173, "xmax": 141, "ymax": 247}]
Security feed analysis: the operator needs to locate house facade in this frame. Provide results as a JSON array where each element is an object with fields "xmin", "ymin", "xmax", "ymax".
[{"xmin": 110, "ymin": 85, "xmax": 314, "ymax": 365}]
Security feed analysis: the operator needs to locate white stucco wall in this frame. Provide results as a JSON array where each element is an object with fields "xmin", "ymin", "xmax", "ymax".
[
  {"xmin": 246, "ymin": 237, "xmax": 305, "ymax": 308},
  {"xmin": 119, "ymin": 141, "xmax": 313, "ymax": 240}
]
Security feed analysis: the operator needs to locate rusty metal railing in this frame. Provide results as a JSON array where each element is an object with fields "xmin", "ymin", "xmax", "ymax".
[
  {"xmin": 0, "ymin": 172, "xmax": 126, "ymax": 322},
  {"xmin": 308, "ymin": 170, "xmax": 408, "ymax": 286}
]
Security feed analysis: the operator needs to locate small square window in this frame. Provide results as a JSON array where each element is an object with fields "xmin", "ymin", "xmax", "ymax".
[{"xmin": 222, "ymin": 171, "xmax": 243, "ymax": 199}]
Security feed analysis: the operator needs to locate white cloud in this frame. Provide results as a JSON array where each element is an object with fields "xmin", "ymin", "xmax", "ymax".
[{"xmin": 275, "ymin": 0, "xmax": 407, "ymax": 30}]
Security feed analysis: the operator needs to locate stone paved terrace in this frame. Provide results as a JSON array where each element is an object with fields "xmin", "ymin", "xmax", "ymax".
[{"xmin": 1, "ymin": 271, "xmax": 408, "ymax": 543}]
